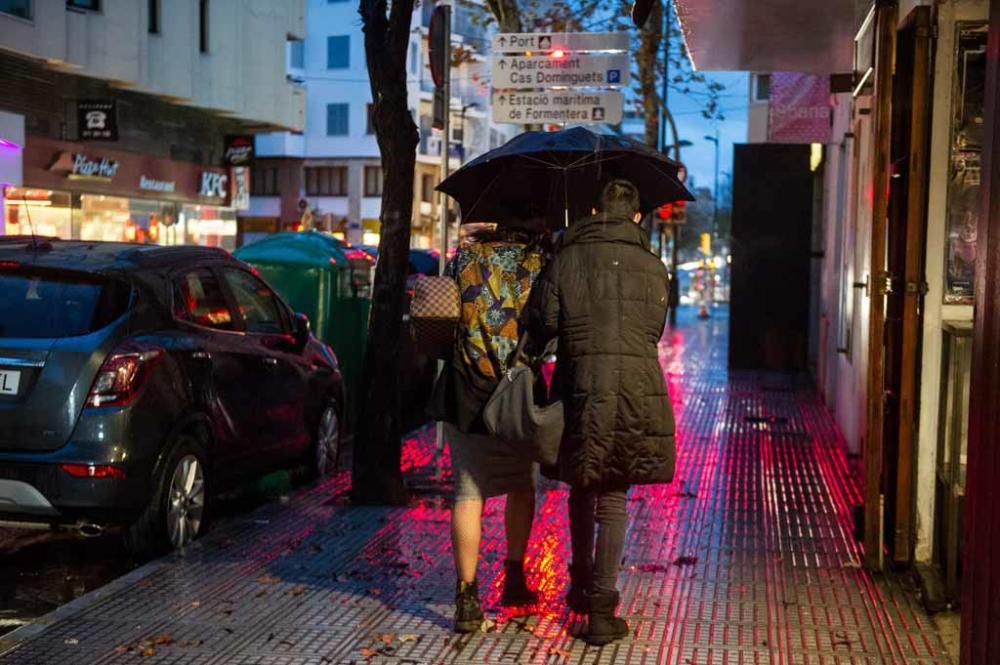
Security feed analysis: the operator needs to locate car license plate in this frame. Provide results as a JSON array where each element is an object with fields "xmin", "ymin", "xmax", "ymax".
[{"xmin": 0, "ymin": 370, "xmax": 20, "ymax": 396}]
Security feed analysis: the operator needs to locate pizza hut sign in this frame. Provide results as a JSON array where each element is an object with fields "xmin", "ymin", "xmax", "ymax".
[
  {"xmin": 199, "ymin": 171, "xmax": 229, "ymax": 199},
  {"xmin": 49, "ymin": 151, "xmax": 120, "ymax": 180}
]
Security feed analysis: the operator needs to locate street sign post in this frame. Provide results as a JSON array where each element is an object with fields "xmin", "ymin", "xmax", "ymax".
[
  {"xmin": 492, "ymin": 89, "xmax": 624, "ymax": 125},
  {"xmin": 492, "ymin": 32, "xmax": 629, "ymax": 53},
  {"xmin": 491, "ymin": 53, "xmax": 630, "ymax": 88}
]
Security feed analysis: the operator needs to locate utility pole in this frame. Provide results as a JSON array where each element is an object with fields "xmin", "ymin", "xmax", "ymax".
[
  {"xmin": 662, "ymin": 0, "xmax": 682, "ymax": 328},
  {"xmin": 437, "ymin": 0, "xmax": 452, "ymax": 276}
]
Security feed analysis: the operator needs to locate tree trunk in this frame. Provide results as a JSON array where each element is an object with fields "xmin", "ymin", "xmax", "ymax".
[
  {"xmin": 353, "ymin": 0, "xmax": 419, "ymax": 505},
  {"xmin": 636, "ymin": 0, "xmax": 663, "ymax": 148}
]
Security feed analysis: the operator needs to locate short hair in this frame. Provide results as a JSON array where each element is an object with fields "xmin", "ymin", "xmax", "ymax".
[{"xmin": 599, "ymin": 179, "xmax": 640, "ymax": 218}]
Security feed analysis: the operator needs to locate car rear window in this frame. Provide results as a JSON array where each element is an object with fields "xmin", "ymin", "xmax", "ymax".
[{"xmin": 0, "ymin": 269, "xmax": 132, "ymax": 339}]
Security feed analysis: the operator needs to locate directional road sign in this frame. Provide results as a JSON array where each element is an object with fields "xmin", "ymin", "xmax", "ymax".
[
  {"xmin": 492, "ymin": 90, "xmax": 624, "ymax": 125},
  {"xmin": 492, "ymin": 53, "xmax": 631, "ymax": 88},
  {"xmin": 492, "ymin": 32, "xmax": 630, "ymax": 53}
]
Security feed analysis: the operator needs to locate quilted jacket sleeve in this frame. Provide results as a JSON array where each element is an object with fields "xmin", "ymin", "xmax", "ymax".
[{"xmin": 525, "ymin": 255, "xmax": 561, "ymax": 357}]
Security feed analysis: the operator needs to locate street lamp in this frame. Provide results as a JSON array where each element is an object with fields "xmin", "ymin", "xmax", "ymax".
[{"xmin": 704, "ymin": 131, "xmax": 720, "ymax": 236}]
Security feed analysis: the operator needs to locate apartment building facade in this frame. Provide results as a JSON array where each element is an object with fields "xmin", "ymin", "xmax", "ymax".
[{"xmin": 247, "ymin": 0, "xmax": 514, "ymax": 249}]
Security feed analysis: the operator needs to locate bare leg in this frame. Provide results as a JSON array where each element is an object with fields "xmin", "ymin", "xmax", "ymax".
[
  {"xmin": 504, "ymin": 488, "xmax": 535, "ymax": 562},
  {"xmin": 452, "ymin": 499, "xmax": 484, "ymax": 583}
]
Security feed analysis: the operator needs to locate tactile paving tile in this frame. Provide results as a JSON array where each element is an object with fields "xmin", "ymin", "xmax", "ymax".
[{"xmin": 0, "ymin": 307, "xmax": 950, "ymax": 664}]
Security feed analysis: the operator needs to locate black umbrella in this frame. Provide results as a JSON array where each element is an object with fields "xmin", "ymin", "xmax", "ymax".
[{"xmin": 437, "ymin": 126, "xmax": 694, "ymax": 227}]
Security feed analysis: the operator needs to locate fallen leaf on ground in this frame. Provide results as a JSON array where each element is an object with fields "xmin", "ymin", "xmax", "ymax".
[
  {"xmin": 256, "ymin": 575, "xmax": 281, "ymax": 585},
  {"xmin": 549, "ymin": 646, "xmax": 573, "ymax": 658},
  {"xmin": 154, "ymin": 634, "xmax": 173, "ymax": 646},
  {"xmin": 190, "ymin": 601, "xmax": 201, "ymax": 608},
  {"xmin": 360, "ymin": 648, "xmax": 378, "ymax": 658},
  {"xmin": 289, "ymin": 586, "xmax": 306, "ymax": 596},
  {"xmin": 398, "ymin": 634, "xmax": 419, "ymax": 642},
  {"xmin": 141, "ymin": 645, "xmax": 155, "ymax": 657},
  {"xmin": 379, "ymin": 634, "xmax": 395, "ymax": 645},
  {"xmin": 63, "ymin": 638, "xmax": 79, "ymax": 645}
]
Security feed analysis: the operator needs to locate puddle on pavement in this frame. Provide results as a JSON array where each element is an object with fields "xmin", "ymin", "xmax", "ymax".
[{"xmin": 0, "ymin": 528, "xmax": 136, "ymax": 635}]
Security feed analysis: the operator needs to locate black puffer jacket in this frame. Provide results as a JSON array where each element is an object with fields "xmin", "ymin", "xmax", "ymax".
[{"xmin": 527, "ymin": 214, "xmax": 675, "ymax": 490}]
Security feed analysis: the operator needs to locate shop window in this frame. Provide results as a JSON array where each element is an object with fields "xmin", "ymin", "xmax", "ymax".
[
  {"xmin": 221, "ymin": 269, "xmax": 288, "ymax": 335},
  {"xmin": 3, "ymin": 188, "xmax": 72, "ymax": 239},
  {"xmin": 421, "ymin": 174, "xmax": 435, "ymax": 203},
  {"xmin": 364, "ymin": 166, "xmax": 383, "ymax": 197},
  {"xmin": 1, "ymin": 0, "xmax": 32, "ymax": 19},
  {"xmin": 199, "ymin": 0, "xmax": 209, "ymax": 53},
  {"xmin": 305, "ymin": 166, "xmax": 347, "ymax": 196},
  {"xmin": 172, "ymin": 269, "xmax": 234, "ymax": 331},
  {"xmin": 148, "ymin": 0, "xmax": 159, "ymax": 33},
  {"xmin": 66, "ymin": 0, "xmax": 99, "ymax": 10},
  {"xmin": 251, "ymin": 167, "xmax": 279, "ymax": 196},
  {"xmin": 289, "ymin": 39, "xmax": 304, "ymax": 69},
  {"xmin": 327, "ymin": 35, "xmax": 350, "ymax": 69},
  {"xmin": 327, "ymin": 103, "xmax": 349, "ymax": 136}
]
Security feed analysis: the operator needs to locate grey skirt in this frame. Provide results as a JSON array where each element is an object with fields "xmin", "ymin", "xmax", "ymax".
[{"xmin": 445, "ymin": 423, "xmax": 536, "ymax": 501}]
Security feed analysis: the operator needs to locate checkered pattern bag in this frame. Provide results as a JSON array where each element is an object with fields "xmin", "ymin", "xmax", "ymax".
[{"xmin": 410, "ymin": 275, "xmax": 460, "ymax": 356}]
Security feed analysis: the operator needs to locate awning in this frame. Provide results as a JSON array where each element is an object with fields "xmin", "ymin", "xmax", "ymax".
[{"xmin": 674, "ymin": 0, "xmax": 859, "ymax": 74}]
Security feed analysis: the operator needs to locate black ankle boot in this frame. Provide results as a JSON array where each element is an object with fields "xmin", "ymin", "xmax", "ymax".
[
  {"xmin": 565, "ymin": 561, "xmax": 591, "ymax": 613},
  {"xmin": 500, "ymin": 559, "xmax": 538, "ymax": 607},
  {"xmin": 583, "ymin": 590, "xmax": 629, "ymax": 646},
  {"xmin": 454, "ymin": 578, "xmax": 484, "ymax": 633}
]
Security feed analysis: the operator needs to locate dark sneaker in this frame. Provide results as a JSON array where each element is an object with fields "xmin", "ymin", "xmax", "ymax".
[
  {"xmin": 500, "ymin": 559, "xmax": 538, "ymax": 607},
  {"xmin": 454, "ymin": 579, "xmax": 485, "ymax": 633}
]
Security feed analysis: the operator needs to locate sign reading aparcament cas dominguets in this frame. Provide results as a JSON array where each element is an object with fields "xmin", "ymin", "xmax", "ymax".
[
  {"xmin": 492, "ymin": 90, "xmax": 624, "ymax": 124},
  {"xmin": 491, "ymin": 53, "xmax": 630, "ymax": 88}
]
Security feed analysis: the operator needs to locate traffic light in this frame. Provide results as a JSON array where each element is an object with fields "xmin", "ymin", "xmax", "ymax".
[{"xmin": 657, "ymin": 203, "xmax": 673, "ymax": 220}]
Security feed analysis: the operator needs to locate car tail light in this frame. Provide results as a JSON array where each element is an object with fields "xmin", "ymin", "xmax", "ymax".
[
  {"xmin": 86, "ymin": 342, "xmax": 164, "ymax": 408},
  {"xmin": 61, "ymin": 463, "xmax": 126, "ymax": 479}
]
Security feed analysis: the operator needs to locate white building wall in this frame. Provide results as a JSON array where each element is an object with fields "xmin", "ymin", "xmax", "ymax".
[
  {"xmin": 0, "ymin": 0, "xmax": 304, "ymax": 130},
  {"xmin": 913, "ymin": 0, "xmax": 986, "ymax": 563},
  {"xmin": 818, "ymin": 94, "xmax": 868, "ymax": 456}
]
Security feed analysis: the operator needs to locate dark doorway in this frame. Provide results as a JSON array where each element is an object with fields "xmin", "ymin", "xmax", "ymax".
[{"xmin": 729, "ymin": 144, "xmax": 814, "ymax": 371}]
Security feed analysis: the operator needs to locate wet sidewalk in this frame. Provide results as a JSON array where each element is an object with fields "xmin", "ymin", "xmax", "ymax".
[{"xmin": 0, "ymin": 306, "xmax": 949, "ymax": 664}]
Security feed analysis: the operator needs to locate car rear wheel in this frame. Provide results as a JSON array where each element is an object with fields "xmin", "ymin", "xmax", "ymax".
[
  {"xmin": 311, "ymin": 404, "xmax": 341, "ymax": 479},
  {"xmin": 125, "ymin": 434, "xmax": 208, "ymax": 558}
]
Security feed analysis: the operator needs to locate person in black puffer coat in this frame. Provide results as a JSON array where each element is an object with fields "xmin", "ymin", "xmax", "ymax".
[{"xmin": 527, "ymin": 178, "xmax": 676, "ymax": 646}]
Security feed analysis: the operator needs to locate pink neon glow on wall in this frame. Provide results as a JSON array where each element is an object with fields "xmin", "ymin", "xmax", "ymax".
[{"xmin": 0, "ymin": 138, "xmax": 22, "ymax": 151}]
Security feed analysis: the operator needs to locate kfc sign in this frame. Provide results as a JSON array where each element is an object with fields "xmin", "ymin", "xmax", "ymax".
[
  {"xmin": 200, "ymin": 171, "xmax": 229, "ymax": 199},
  {"xmin": 77, "ymin": 100, "xmax": 118, "ymax": 141}
]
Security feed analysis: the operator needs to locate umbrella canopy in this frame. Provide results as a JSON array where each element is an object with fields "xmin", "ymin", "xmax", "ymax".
[{"xmin": 437, "ymin": 126, "xmax": 694, "ymax": 226}]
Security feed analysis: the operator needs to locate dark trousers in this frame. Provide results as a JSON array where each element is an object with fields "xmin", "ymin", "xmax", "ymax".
[{"xmin": 568, "ymin": 487, "xmax": 629, "ymax": 594}]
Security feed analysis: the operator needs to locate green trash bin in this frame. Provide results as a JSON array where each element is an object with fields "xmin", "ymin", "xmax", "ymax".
[{"xmin": 234, "ymin": 231, "xmax": 372, "ymax": 422}]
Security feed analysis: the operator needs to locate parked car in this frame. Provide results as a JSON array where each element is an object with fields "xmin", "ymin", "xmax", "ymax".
[{"xmin": 0, "ymin": 239, "xmax": 344, "ymax": 557}]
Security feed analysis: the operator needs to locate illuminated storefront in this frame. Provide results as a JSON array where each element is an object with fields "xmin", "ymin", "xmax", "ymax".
[{"xmin": 2, "ymin": 137, "xmax": 242, "ymax": 249}]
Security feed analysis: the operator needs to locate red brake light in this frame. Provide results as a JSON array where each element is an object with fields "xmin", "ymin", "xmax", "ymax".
[
  {"xmin": 0, "ymin": 261, "xmax": 21, "ymax": 270},
  {"xmin": 86, "ymin": 342, "xmax": 163, "ymax": 408},
  {"xmin": 61, "ymin": 464, "xmax": 126, "ymax": 479}
]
